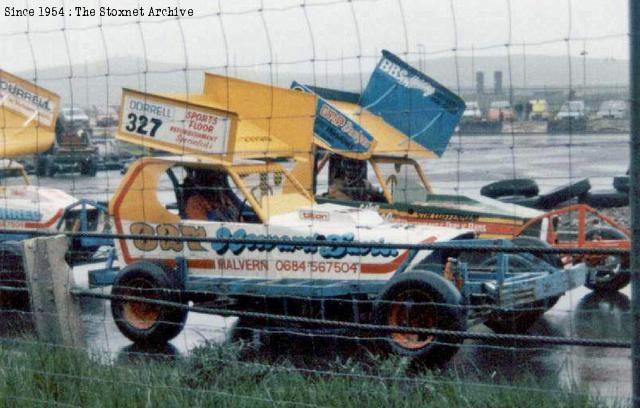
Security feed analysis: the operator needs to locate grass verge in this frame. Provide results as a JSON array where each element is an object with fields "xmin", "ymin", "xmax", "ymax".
[{"xmin": 0, "ymin": 339, "xmax": 624, "ymax": 408}]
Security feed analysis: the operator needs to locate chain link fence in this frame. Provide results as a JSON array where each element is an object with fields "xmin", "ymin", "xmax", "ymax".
[{"xmin": 0, "ymin": 0, "xmax": 635, "ymax": 406}]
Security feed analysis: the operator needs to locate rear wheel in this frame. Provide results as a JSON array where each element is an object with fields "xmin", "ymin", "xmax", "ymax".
[
  {"xmin": 374, "ymin": 271, "xmax": 466, "ymax": 367},
  {"xmin": 512, "ymin": 236, "xmax": 563, "ymax": 268},
  {"xmin": 584, "ymin": 227, "xmax": 630, "ymax": 292},
  {"xmin": 111, "ymin": 262, "xmax": 187, "ymax": 344}
]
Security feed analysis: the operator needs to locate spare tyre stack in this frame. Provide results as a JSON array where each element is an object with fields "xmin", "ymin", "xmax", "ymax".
[
  {"xmin": 537, "ymin": 178, "xmax": 591, "ymax": 209},
  {"xmin": 480, "ymin": 178, "xmax": 539, "ymax": 199},
  {"xmin": 480, "ymin": 178, "xmax": 594, "ymax": 210},
  {"xmin": 579, "ymin": 175, "xmax": 629, "ymax": 209}
]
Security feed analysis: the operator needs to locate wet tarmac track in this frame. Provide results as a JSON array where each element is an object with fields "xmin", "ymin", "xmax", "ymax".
[{"xmin": 1, "ymin": 133, "xmax": 632, "ymax": 401}]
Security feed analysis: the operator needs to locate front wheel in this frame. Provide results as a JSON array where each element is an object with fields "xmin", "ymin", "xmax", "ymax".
[
  {"xmin": 374, "ymin": 270, "xmax": 466, "ymax": 367},
  {"xmin": 584, "ymin": 227, "xmax": 630, "ymax": 292},
  {"xmin": 111, "ymin": 262, "xmax": 187, "ymax": 344}
]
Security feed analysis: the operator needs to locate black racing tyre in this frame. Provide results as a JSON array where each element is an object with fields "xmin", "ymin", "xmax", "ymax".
[
  {"xmin": 613, "ymin": 176, "xmax": 629, "ymax": 193},
  {"xmin": 538, "ymin": 178, "xmax": 591, "ymax": 209},
  {"xmin": 81, "ymin": 157, "xmax": 98, "ymax": 177},
  {"xmin": 512, "ymin": 236, "xmax": 563, "ymax": 269},
  {"xmin": 579, "ymin": 189, "xmax": 628, "ymax": 209},
  {"xmin": 584, "ymin": 227, "xmax": 630, "ymax": 292},
  {"xmin": 374, "ymin": 270, "xmax": 466, "ymax": 367},
  {"xmin": 111, "ymin": 262, "xmax": 188, "ymax": 344},
  {"xmin": 0, "ymin": 242, "xmax": 28, "ymax": 310},
  {"xmin": 480, "ymin": 179, "xmax": 539, "ymax": 199},
  {"xmin": 482, "ymin": 238, "xmax": 561, "ymax": 333}
]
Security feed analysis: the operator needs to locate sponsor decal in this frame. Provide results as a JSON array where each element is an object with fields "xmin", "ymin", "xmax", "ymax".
[
  {"xmin": 129, "ymin": 223, "xmax": 208, "ymax": 252},
  {"xmin": 0, "ymin": 76, "xmax": 56, "ymax": 127},
  {"xmin": 128, "ymin": 222, "xmax": 399, "ymax": 259},
  {"xmin": 120, "ymin": 92, "xmax": 232, "ymax": 154},
  {"xmin": 291, "ymin": 81, "xmax": 374, "ymax": 154},
  {"xmin": 0, "ymin": 79, "xmax": 52, "ymax": 112},
  {"xmin": 0, "ymin": 208, "xmax": 42, "ymax": 221},
  {"xmin": 378, "ymin": 58, "xmax": 435, "ymax": 97},
  {"xmin": 359, "ymin": 203, "xmax": 380, "ymax": 211},
  {"xmin": 317, "ymin": 102, "xmax": 372, "ymax": 150},
  {"xmin": 211, "ymin": 227, "xmax": 398, "ymax": 259},
  {"xmin": 299, "ymin": 210, "xmax": 329, "ymax": 222}
]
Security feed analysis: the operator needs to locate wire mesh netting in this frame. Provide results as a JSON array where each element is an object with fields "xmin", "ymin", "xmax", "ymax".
[{"xmin": 0, "ymin": 0, "xmax": 634, "ymax": 406}]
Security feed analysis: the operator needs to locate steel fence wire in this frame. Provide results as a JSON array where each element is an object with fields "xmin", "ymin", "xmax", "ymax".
[{"xmin": 0, "ymin": 0, "xmax": 634, "ymax": 406}]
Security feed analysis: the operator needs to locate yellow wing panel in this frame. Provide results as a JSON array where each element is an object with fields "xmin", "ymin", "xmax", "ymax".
[
  {"xmin": 203, "ymin": 74, "xmax": 317, "ymax": 160},
  {"xmin": 0, "ymin": 70, "xmax": 59, "ymax": 156},
  {"xmin": 168, "ymin": 94, "xmax": 302, "ymax": 160},
  {"xmin": 118, "ymin": 89, "xmax": 239, "ymax": 162},
  {"xmin": 0, "ymin": 109, "xmax": 55, "ymax": 156},
  {"xmin": 328, "ymin": 100, "xmax": 437, "ymax": 158},
  {"xmin": 120, "ymin": 75, "xmax": 317, "ymax": 164}
]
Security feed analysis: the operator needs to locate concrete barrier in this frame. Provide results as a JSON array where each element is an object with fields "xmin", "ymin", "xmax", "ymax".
[{"xmin": 23, "ymin": 235, "xmax": 85, "ymax": 348}]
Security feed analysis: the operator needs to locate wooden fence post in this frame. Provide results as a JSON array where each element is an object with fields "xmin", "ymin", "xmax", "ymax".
[{"xmin": 23, "ymin": 235, "xmax": 85, "ymax": 348}]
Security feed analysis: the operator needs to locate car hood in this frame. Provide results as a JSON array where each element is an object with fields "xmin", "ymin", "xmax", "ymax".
[
  {"xmin": 268, "ymin": 202, "xmax": 474, "ymax": 246},
  {"xmin": 0, "ymin": 185, "xmax": 83, "ymax": 229}
]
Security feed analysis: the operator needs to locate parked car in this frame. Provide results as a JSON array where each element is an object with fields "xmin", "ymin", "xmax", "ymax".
[
  {"xmin": 95, "ymin": 106, "xmax": 119, "ymax": 127},
  {"xmin": 462, "ymin": 101, "xmax": 482, "ymax": 120},
  {"xmin": 549, "ymin": 100, "xmax": 587, "ymax": 133},
  {"xmin": 487, "ymin": 100, "xmax": 513, "ymax": 122},
  {"xmin": 556, "ymin": 100, "xmax": 586, "ymax": 119},
  {"xmin": 39, "ymin": 107, "xmax": 99, "ymax": 177},
  {"xmin": 596, "ymin": 100, "xmax": 627, "ymax": 119},
  {"xmin": 57, "ymin": 107, "xmax": 90, "ymax": 130}
]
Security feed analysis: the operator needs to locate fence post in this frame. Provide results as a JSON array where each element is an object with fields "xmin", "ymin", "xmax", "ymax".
[
  {"xmin": 630, "ymin": 1, "xmax": 640, "ymax": 406},
  {"xmin": 23, "ymin": 235, "xmax": 85, "ymax": 348}
]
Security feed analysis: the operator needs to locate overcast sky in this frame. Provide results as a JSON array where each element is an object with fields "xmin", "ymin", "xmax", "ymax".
[{"xmin": 0, "ymin": 0, "xmax": 629, "ymax": 79}]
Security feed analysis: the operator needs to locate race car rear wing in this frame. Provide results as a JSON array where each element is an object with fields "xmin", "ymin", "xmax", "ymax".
[
  {"xmin": 0, "ymin": 70, "xmax": 60, "ymax": 156},
  {"xmin": 292, "ymin": 50, "xmax": 465, "ymax": 159},
  {"xmin": 117, "ymin": 75, "xmax": 317, "ymax": 167}
]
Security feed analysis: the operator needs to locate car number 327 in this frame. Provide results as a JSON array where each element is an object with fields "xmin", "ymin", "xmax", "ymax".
[{"xmin": 125, "ymin": 113, "xmax": 163, "ymax": 137}]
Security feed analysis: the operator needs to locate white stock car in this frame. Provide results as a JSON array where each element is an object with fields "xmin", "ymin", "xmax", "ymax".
[{"xmin": 103, "ymin": 155, "xmax": 585, "ymax": 366}]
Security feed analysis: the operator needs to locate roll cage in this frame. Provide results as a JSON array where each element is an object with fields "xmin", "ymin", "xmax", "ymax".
[
  {"xmin": 316, "ymin": 149, "xmax": 433, "ymax": 205},
  {"xmin": 111, "ymin": 156, "xmax": 314, "ymax": 225}
]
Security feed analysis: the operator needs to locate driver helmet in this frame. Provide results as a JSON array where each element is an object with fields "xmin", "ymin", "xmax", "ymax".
[
  {"xmin": 192, "ymin": 170, "xmax": 227, "ymax": 199},
  {"xmin": 341, "ymin": 158, "xmax": 365, "ymax": 187}
]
